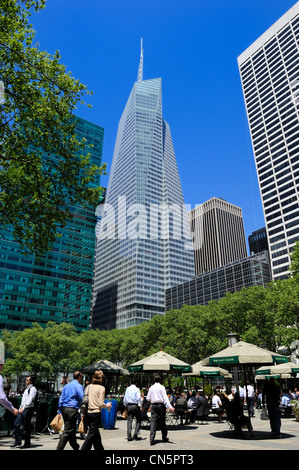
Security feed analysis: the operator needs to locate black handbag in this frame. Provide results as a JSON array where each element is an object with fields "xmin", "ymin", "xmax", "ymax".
[{"xmin": 80, "ymin": 386, "xmax": 90, "ymax": 413}]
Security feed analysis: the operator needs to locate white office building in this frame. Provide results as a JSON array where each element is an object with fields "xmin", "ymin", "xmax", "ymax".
[{"xmin": 238, "ymin": 2, "xmax": 299, "ymax": 279}]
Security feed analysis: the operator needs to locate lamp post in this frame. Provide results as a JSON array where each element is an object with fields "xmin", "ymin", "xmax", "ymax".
[
  {"xmin": 227, "ymin": 332, "xmax": 238, "ymax": 346},
  {"xmin": 227, "ymin": 332, "xmax": 239, "ymax": 394}
]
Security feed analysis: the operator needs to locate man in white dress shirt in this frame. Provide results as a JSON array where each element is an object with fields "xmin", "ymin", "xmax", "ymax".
[
  {"xmin": 123, "ymin": 376, "xmax": 142, "ymax": 441},
  {"xmin": 244, "ymin": 381, "xmax": 255, "ymax": 417},
  {"xmin": 146, "ymin": 375, "xmax": 174, "ymax": 445},
  {"xmin": 12, "ymin": 375, "xmax": 37, "ymax": 448}
]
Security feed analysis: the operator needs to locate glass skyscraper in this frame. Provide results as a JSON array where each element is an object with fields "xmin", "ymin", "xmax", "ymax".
[
  {"xmin": 0, "ymin": 116, "xmax": 104, "ymax": 333},
  {"xmin": 248, "ymin": 227, "xmax": 269, "ymax": 255},
  {"xmin": 92, "ymin": 42, "xmax": 195, "ymax": 330},
  {"xmin": 238, "ymin": 2, "xmax": 299, "ymax": 280},
  {"xmin": 166, "ymin": 251, "xmax": 272, "ymax": 310}
]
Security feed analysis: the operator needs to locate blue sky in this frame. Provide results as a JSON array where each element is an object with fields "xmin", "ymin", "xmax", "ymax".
[{"xmin": 30, "ymin": 0, "xmax": 297, "ymax": 251}]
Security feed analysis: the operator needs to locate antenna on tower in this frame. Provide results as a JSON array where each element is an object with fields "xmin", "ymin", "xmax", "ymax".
[{"xmin": 137, "ymin": 38, "xmax": 143, "ymax": 82}]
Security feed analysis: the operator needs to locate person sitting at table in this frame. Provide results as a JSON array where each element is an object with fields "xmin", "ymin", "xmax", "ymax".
[
  {"xmin": 187, "ymin": 391, "xmax": 198, "ymax": 423},
  {"xmin": 281, "ymin": 389, "xmax": 292, "ymax": 417},
  {"xmin": 196, "ymin": 391, "xmax": 209, "ymax": 424},
  {"xmin": 227, "ymin": 392, "xmax": 253, "ymax": 436},
  {"xmin": 174, "ymin": 393, "xmax": 189, "ymax": 425},
  {"xmin": 220, "ymin": 391, "xmax": 230, "ymax": 417},
  {"xmin": 211, "ymin": 391, "xmax": 225, "ymax": 421},
  {"xmin": 281, "ymin": 389, "xmax": 291, "ymax": 407}
]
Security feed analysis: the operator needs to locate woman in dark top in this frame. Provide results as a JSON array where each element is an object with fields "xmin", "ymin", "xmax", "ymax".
[{"xmin": 227, "ymin": 392, "xmax": 253, "ymax": 436}]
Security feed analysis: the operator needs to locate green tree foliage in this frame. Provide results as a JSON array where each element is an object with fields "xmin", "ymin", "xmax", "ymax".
[
  {"xmin": 1, "ymin": 277, "xmax": 299, "ymax": 383},
  {"xmin": 289, "ymin": 240, "xmax": 299, "ymax": 279},
  {"xmin": 268, "ymin": 278, "xmax": 299, "ymax": 347},
  {"xmin": 2, "ymin": 322, "xmax": 78, "ymax": 380},
  {"xmin": 75, "ymin": 329, "xmax": 116, "ymax": 369},
  {"xmin": 118, "ymin": 316, "xmax": 165, "ymax": 366},
  {"xmin": 3, "ymin": 323, "xmax": 51, "ymax": 378},
  {"xmin": 0, "ymin": 0, "xmax": 106, "ymax": 255},
  {"xmin": 40, "ymin": 322, "xmax": 78, "ymax": 377}
]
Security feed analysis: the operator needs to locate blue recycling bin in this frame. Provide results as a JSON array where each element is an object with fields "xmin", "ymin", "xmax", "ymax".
[{"xmin": 101, "ymin": 399, "xmax": 118, "ymax": 430}]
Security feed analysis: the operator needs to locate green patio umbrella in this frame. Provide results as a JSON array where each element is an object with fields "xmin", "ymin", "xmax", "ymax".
[
  {"xmin": 183, "ymin": 360, "xmax": 232, "ymax": 394},
  {"xmin": 202, "ymin": 341, "xmax": 289, "ymax": 367},
  {"xmin": 129, "ymin": 350, "xmax": 191, "ymax": 373},
  {"xmin": 255, "ymin": 361, "xmax": 299, "ymax": 380},
  {"xmin": 201, "ymin": 341, "xmax": 289, "ymax": 427},
  {"xmin": 184, "ymin": 360, "xmax": 232, "ymax": 378},
  {"xmin": 82, "ymin": 359, "xmax": 130, "ymax": 376}
]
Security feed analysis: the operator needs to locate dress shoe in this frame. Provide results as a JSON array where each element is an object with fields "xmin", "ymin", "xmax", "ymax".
[
  {"xmin": 128, "ymin": 437, "xmax": 133, "ymax": 441},
  {"xmin": 10, "ymin": 443, "xmax": 21, "ymax": 448},
  {"xmin": 19, "ymin": 444, "xmax": 31, "ymax": 449},
  {"xmin": 162, "ymin": 437, "xmax": 169, "ymax": 443},
  {"xmin": 133, "ymin": 436, "xmax": 142, "ymax": 440},
  {"xmin": 150, "ymin": 440, "xmax": 155, "ymax": 446}
]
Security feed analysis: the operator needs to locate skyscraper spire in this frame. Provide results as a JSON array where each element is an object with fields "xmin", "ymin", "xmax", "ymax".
[
  {"xmin": 92, "ymin": 62, "xmax": 195, "ymax": 331},
  {"xmin": 137, "ymin": 38, "xmax": 143, "ymax": 82}
]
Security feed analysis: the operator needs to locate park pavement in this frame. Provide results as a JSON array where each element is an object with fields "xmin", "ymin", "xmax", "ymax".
[{"xmin": 0, "ymin": 409, "xmax": 299, "ymax": 454}]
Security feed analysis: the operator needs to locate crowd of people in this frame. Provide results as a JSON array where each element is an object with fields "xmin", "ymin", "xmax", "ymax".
[
  {"xmin": 119, "ymin": 379, "xmax": 299, "ymax": 442},
  {"xmin": 1, "ymin": 356, "xmax": 299, "ymax": 449}
]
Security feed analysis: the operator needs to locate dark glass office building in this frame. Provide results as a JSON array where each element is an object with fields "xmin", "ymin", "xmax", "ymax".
[
  {"xmin": 0, "ymin": 116, "xmax": 104, "ymax": 333},
  {"xmin": 248, "ymin": 227, "xmax": 269, "ymax": 255},
  {"xmin": 166, "ymin": 251, "xmax": 272, "ymax": 310}
]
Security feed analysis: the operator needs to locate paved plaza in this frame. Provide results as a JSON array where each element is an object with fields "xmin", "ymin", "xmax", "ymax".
[{"xmin": 0, "ymin": 410, "xmax": 299, "ymax": 453}]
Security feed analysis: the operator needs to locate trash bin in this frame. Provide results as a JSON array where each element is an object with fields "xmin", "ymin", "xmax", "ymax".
[
  {"xmin": 101, "ymin": 399, "xmax": 118, "ymax": 430},
  {"xmin": 35, "ymin": 402, "xmax": 49, "ymax": 433}
]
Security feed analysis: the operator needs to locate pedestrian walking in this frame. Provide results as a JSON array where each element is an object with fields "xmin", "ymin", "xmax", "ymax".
[
  {"xmin": 146, "ymin": 375, "xmax": 174, "ymax": 445},
  {"xmin": 11, "ymin": 375, "xmax": 37, "ymax": 448},
  {"xmin": 123, "ymin": 376, "xmax": 142, "ymax": 441},
  {"xmin": 56, "ymin": 370, "xmax": 84, "ymax": 450},
  {"xmin": 80, "ymin": 369, "xmax": 112, "ymax": 451}
]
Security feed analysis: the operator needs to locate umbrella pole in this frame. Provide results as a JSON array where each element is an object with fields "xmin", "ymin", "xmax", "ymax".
[{"xmin": 232, "ymin": 365, "xmax": 239, "ymax": 395}]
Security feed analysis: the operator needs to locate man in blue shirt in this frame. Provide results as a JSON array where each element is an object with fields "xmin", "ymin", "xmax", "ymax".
[
  {"xmin": 56, "ymin": 371, "xmax": 84, "ymax": 451},
  {"xmin": 123, "ymin": 377, "xmax": 142, "ymax": 441}
]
